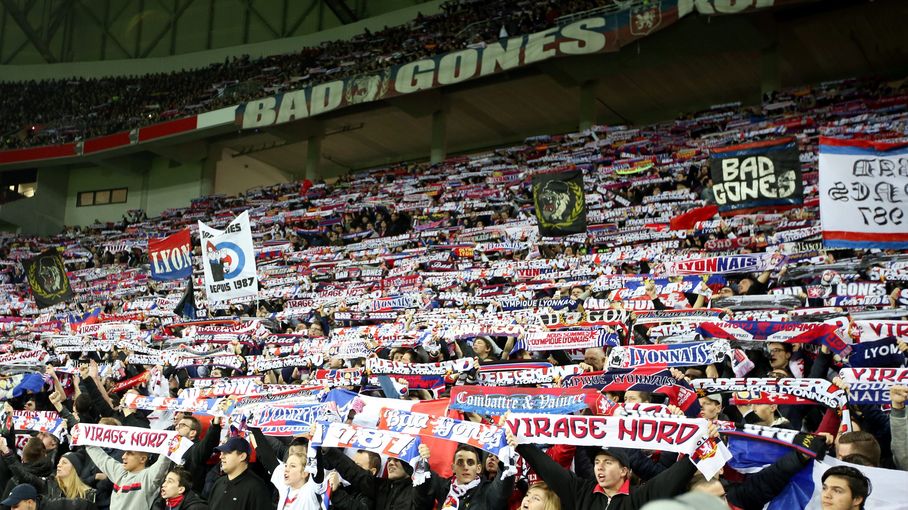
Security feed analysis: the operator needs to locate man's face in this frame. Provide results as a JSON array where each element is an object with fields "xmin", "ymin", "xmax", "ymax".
[
  {"xmin": 176, "ymin": 419, "xmax": 197, "ymax": 441},
  {"xmin": 121, "ymin": 451, "xmax": 147, "ymax": 472},
  {"xmin": 767, "ymin": 343, "xmax": 791, "ymax": 369},
  {"xmin": 736, "ymin": 279, "xmax": 753, "ymax": 295},
  {"xmin": 624, "ymin": 391, "xmax": 646, "ymax": 404},
  {"xmin": 484, "ymin": 453, "xmax": 499, "ymax": 476},
  {"xmin": 593, "ymin": 454, "xmax": 627, "ymax": 491},
  {"xmin": 753, "ymin": 404, "xmax": 777, "ymax": 424},
  {"xmin": 161, "ymin": 472, "xmax": 185, "ymax": 499},
  {"xmin": 699, "ymin": 398, "xmax": 722, "ymax": 420},
  {"xmin": 11, "ymin": 500, "xmax": 36, "ymax": 510},
  {"xmin": 451, "ymin": 450, "xmax": 482, "ymax": 485},
  {"xmin": 220, "ymin": 450, "xmax": 246, "ymax": 475},
  {"xmin": 821, "ymin": 476, "xmax": 861, "ymax": 510},
  {"xmin": 386, "ymin": 458, "xmax": 407, "ymax": 480},
  {"xmin": 584, "ymin": 348, "xmax": 605, "ymax": 371},
  {"xmin": 718, "ymin": 287, "xmax": 734, "ymax": 298},
  {"xmin": 37, "ymin": 432, "xmax": 58, "ymax": 451}
]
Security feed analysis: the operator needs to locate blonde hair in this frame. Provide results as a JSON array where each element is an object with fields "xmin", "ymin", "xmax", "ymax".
[
  {"xmin": 527, "ymin": 483, "xmax": 561, "ymax": 510},
  {"xmin": 57, "ymin": 458, "xmax": 91, "ymax": 499},
  {"xmin": 98, "ymin": 417, "xmax": 121, "ymax": 426}
]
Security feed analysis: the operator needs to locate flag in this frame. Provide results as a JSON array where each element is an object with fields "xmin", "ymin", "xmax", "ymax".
[
  {"xmin": 710, "ymin": 137, "xmax": 802, "ymax": 214},
  {"xmin": 69, "ymin": 307, "xmax": 101, "ymax": 332},
  {"xmin": 174, "ymin": 278, "xmax": 197, "ymax": 320},
  {"xmin": 819, "ymin": 137, "xmax": 908, "ymax": 249},
  {"xmin": 670, "ymin": 204, "xmax": 718, "ymax": 231},
  {"xmin": 198, "ymin": 210, "xmax": 258, "ymax": 302},
  {"xmin": 148, "ymin": 228, "xmax": 193, "ymax": 281},
  {"xmin": 24, "ymin": 249, "xmax": 73, "ymax": 309},
  {"xmin": 532, "ymin": 169, "xmax": 587, "ymax": 237}
]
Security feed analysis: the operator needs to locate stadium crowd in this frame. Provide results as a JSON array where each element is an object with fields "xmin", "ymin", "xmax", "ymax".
[
  {"xmin": 0, "ymin": 0, "xmax": 613, "ymax": 150},
  {"xmin": 0, "ymin": 74, "xmax": 904, "ymax": 510}
]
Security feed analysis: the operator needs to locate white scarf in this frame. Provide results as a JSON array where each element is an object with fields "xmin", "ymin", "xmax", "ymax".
[{"xmin": 442, "ymin": 478, "xmax": 481, "ymax": 510}]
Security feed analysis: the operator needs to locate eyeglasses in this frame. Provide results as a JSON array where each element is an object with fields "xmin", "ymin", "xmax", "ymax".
[{"xmin": 454, "ymin": 458, "xmax": 477, "ymax": 467}]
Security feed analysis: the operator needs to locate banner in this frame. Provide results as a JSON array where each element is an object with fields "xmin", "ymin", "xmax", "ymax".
[
  {"xmin": 690, "ymin": 378, "xmax": 846, "ymax": 408},
  {"xmin": 366, "ymin": 357, "xmax": 474, "ymax": 376},
  {"xmin": 710, "ymin": 137, "xmax": 802, "ymax": 213},
  {"xmin": 515, "ymin": 329, "xmax": 619, "ymax": 353},
  {"xmin": 663, "ymin": 253, "xmax": 785, "ymax": 276},
  {"xmin": 505, "ymin": 413, "xmax": 709, "ymax": 456},
  {"xmin": 818, "ymin": 138, "xmax": 908, "ymax": 249},
  {"xmin": 839, "ymin": 367, "xmax": 908, "ymax": 384},
  {"xmin": 71, "ymin": 423, "xmax": 193, "ymax": 463},
  {"xmin": 378, "ymin": 408, "xmax": 509, "ymax": 458},
  {"xmin": 532, "ymin": 170, "xmax": 587, "ymax": 237},
  {"xmin": 24, "ymin": 249, "xmax": 73, "ymax": 309},
  {"xmin": 148, "ymin": 229, "xmax": 193, "ymax": 281},
  {"xmin": 311, "ymin": 421, "xmax": 422, "ymax": 468},
  {"xmin": 448, "ymin": 386, "xmax": 600, "ymax": 415},
  {"xmin": 560, "ymin": 367, "xmax": 700, "ymax": 415},
  {"xmin": 697, "ymin": 321, "xmax": 851, "ymax": 355},
  {"xmin": 247, "ymin": 403, "xmax": 335, "ymax": 436},
  {"xmin": 475, "ymin": 362, "xmax": 583, "ymax": 386},
  {"xmin": 198, "ymin": 211, "xmax": 258, "ymax": 302},
  {"xmin": 846, "ymin": 337, "xmax": 906, "ymax": 368},
  {"xmin": 607, "ymin": 340, "xmax": 729, "ymax": 369}
]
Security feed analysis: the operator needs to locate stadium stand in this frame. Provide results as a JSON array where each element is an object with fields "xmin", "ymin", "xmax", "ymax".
[{"xmin": 0, "ymin": 0, "xmax": 608, "ymax": 150}]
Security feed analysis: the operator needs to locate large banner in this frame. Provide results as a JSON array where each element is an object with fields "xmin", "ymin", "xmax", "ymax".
[
  {"xmin": 236, "ymin": 1, "xmax": 802, "ymax": 130},
  {"xmin": 532, "ymin": 169, "xmax": 587, "ymax": 237},
  {"xmin": 24, "ymin": 249, "xmax": 73, "ymax": 309},
  {"xmin": 198, "ymin": 211, "xmax": 258, "ymax": 302},
  {"xmin": 710, "ymin": 137, "xmax": 802, "ymax": 214},
  {"xmin": 818, "ymin": 137, "xmax": 908, "ymax": 249},
  {"xmin": 148, "ymin": 229, "xmax": 193, "ymax": 281}
]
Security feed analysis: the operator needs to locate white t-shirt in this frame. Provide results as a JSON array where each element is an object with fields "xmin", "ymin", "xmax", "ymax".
[{"xmin": 272, "ymin": 462, "xmax": 326, "ymax": 510}]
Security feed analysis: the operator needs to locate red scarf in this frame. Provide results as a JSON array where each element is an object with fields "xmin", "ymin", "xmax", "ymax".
[{"xmin": 166, "ymin": 495, "xmax": 185, "ymax": 509}]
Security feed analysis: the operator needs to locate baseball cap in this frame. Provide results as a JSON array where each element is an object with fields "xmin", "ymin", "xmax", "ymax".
[
  {"xmin": 1, "ymin": 484, "xmax": 38, "ymax": 506},
  {"xmin": 215, "ymin": 437, "xmax": 251, "ymax": 456},
  {"xmin": 591, "ymin": 447, "xmax": 629, "ymax": 467}
]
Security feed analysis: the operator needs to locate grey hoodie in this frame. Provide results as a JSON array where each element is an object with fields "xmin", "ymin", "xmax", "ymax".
[{"xmin": 86, "ymin": 445, "xmax": 171, "ymax": 510}]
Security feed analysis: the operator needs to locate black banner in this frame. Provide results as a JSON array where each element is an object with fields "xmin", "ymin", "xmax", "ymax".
[
  {"xmin": 709, "ymin": 137, "xmax": 802, "ymax": 214},
  {"xmin": 532, "ymin": 169, "xmax": 587, "ymax": 237},
  {"xmin": 24, "ymin": 249, "xmax": 73, "ymax": 308}
]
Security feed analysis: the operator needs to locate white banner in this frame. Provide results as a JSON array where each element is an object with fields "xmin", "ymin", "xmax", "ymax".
[
  {"xmin": 818, "ymin": 139, "xmax": 908, "ymax": 249},
  {"xmin": 71, "ymin": 423, "xmax": 192, "ymax": 463},
  {"xmin": 199, "ymin": 210, "xmax": 259, "ymax": 302}
]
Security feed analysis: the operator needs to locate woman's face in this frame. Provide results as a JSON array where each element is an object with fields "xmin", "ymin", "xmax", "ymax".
[
  {"xmin": 521, "ymin": 487, "xmax": 549, "ymax": 510},
  {"xmin": 56, "ymin": 457, "xmax": 73, "ymax": 478},
  {"xmin": 283, "ymin": 455, "xmax": 306, "ymax": 487}
]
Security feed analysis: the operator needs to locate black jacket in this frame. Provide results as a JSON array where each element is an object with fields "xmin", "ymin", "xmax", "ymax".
[
  {"xmin": 207, "ymin": 468, "xmax": 274, "ymax": 510},
  {"xmin": 152, "ymin": 491, "xmax": 210, "ymax": 510},
  {"xmin": 413, "ymin": 466, "xmax": 514, "ymax": 510},
  {"xmin": 516, "ymin": 443, "xmax": 696, "ymax": 510},
  {"xmin": 182, "ymin": 422, "xmax": 221, "ymax": 496},
  {"xmin": 322, "ymin": 447, "xmax": 411, "ymax": 510},
  {"xmin": 331, "ymin": 486, "xmax": 372, "ymax": 510}
]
